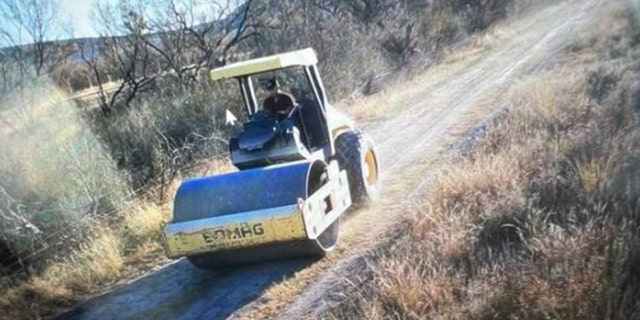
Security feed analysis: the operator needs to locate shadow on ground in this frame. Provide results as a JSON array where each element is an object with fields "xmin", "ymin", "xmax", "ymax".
[{"xmin": 58, "ymin": 258, "xmax": 315, "ymax": 320}]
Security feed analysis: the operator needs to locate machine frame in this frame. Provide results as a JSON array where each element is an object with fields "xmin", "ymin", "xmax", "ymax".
[{"xmin": 161, "ymin": 48, "xmax": 377, "ymax": 268}]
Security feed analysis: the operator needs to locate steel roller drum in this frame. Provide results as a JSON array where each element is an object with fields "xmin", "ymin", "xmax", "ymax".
[{"xmin": 171, "ymin": 159, "xmax": 339, "ymax": 268}]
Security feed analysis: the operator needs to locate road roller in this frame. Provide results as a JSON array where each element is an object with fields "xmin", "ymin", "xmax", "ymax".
[{"xmin": 161, "ymin": 48, "xmax": 380, "ymax": 269}]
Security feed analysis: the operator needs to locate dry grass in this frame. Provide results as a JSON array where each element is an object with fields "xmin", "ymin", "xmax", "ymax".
[
  {"xmin": 124, "ymin": 203, "xmax": 166, "ymax": 239},
  {"xmin": 321, "ymin": 1, "xmax": 640, "ymax": 319},
  {"xmin": 0, "ymin": 201, "xmax": 171, "ymax": 319},
  {"xmin": 339, "ymin": 0, "xmax": 546, "ymax": 125},
  {"xmin": 0, "ymin": 1, "xmax": 597, "ymax": 319},
  {"xmin": 0, "ymin": 228, "xmax": 123, "ymax": 319},
  {"xmin": 0, "ymin": 80, "xmax": 233, "ymax": 319},
  {"xmin": 0, "ymin": 81, "xmax": 176, "ymax": 319},
  {"xmin": 39, "ymin": 228, "xmax": 124, "ymax": 290},
  {"xmin": 0, "ymin": 81, "xmax": 131, "ymax": 265},
  {"xmin": 233, "ymin": 6, "xmax": 563, "ymax": 318}
]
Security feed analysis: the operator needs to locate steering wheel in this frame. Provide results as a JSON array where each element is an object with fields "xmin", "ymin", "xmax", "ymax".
[
  {"xmin": 284, "ymin": 103, "xmax": 300, "ymax": 119},
  {"xmin": 259, "ymin": 103, "xmax": 299, "ymax": 121}
]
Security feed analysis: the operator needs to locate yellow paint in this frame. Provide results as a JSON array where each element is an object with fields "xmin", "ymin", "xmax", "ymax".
[
  {"xmin": 364, "ymin": 149, "xmax": 378, "ymax": 186},
  {"xmin": 331, "ymin": 126, "xmax": 351, "ymax": 139},
  {"xmin": 210, "ymin": 48, "xmax": 318, "ymax": 80},
  {"xmin": 164, "ymin": 207, "xmax": 308, "ymax": 258},
  {"xmin": 325, "ymin": 103, "xmax": 355, "ymax": 140}
]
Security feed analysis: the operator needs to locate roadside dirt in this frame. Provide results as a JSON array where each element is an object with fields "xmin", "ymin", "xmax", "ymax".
[{"xmin": 59, "ymin": 1, "xmax": 602, "ymax": 319}]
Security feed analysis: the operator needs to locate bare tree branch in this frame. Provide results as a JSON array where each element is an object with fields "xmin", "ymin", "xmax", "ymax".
[{"xmin": 0, "ymin": 0, "xmax": 74, "ymax": 77}]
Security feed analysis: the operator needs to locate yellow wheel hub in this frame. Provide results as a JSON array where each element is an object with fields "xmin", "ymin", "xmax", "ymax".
[{"xmin": 363, "ymin": 149, "xmax": 378, "ymax": 186}]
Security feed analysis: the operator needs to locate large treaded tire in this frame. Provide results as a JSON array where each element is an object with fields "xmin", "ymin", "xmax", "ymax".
[{"xmin": 334, "ymin": 130, "xmax": 380, "ymax": 206}]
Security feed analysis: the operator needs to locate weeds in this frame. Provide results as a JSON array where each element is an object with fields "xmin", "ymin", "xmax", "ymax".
[
  {"xmin": 323, "ymin": 1, "xmax": 640, "ymax": 319},
  {"xmin": 0, "ymin": 80, "xmax": 169, "ymax": 318},
  {"xmin": 0, "ymin": 0, "xmax": 562, "ymax": 318},
  {"xmin": 0, "ymin": 80, "xmax": 130, "ymax": 268}
]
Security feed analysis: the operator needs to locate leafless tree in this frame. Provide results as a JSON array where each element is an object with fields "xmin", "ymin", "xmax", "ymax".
[
  {"xmin": 83, "ymin": 0, "xmax": 262, "ymax": 113},
  {"xmin": 79, "ymin": 41, "xmax": 116, "ymax": 115},
  {"xmin": 0, "ymin": 0, "xmax": 73, "ymax": 77},
  {"xmin": 82, "ymin": 1, "xmax": 159, "ymax": 113},
  {"xmin": 143, "ymin": 0, "xmax": 261, "ymax": 80}
]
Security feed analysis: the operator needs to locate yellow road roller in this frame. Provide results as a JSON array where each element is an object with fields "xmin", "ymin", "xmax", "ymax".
[{"xmin": 162, "ymin": 48, "xmax": 380, "ymax": 269}]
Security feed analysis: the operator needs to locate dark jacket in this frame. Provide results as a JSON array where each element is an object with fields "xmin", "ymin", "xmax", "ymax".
[{"xmin": 263, "ymin": 92, "xmax": 295, "ymax": 115}]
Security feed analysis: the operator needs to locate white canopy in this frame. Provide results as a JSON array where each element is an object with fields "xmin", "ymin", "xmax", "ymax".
[{"xmin": 210, "ymin": 48, "xmax": 318, "ymax": 81}]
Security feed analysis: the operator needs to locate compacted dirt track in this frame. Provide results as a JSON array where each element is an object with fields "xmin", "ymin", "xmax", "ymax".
[{"xmin": 61, "ymin": 1, "xmax": 601, "ymax": 319}]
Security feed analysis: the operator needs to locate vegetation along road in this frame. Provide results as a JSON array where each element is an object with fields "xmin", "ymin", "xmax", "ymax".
[{"xmin": 59, "ymin": 0, "xmax": 614, "ymax": 319}]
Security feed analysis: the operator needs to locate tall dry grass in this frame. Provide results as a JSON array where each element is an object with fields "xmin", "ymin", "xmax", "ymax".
[
  {"xmin": 323, "ymin": 1, "xmax": 640, "ymax": 319},
  {"xmin": 0, "ymin": 0, "xmax": 557, "ymax": 318},
  {"xmin": 0, "ymin": 79, "xmax": 131, "ymax": 268},
  {"xmin": 0, "ymin": 79, "xmax": 171, "ymax": 318}
]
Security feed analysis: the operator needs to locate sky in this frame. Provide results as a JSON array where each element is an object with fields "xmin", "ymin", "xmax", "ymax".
[
  {"xmin": 0, "ymin": 0, "xmax": 232, "ymax": 45},
  {"xmin": 59, "ymin": 0, "xmax": 106, "ymax": 38},
  {"xmin": 57, "ymin": 0, "xmax": 226, "ymax": 38}
]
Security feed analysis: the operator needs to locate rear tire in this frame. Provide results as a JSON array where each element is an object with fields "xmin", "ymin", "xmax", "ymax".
[{"xmin": 335, "ymin": 130, "xmax": 380, "ymax": 206}]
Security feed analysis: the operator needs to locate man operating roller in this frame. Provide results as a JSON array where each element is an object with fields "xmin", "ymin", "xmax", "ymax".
[{"xmin": 262, "ymin": 78, "xmax": 296, "ymax": 119}]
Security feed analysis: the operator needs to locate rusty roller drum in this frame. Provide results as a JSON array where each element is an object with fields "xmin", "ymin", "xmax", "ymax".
[{"xmin": 167, "ymin": 159, "xmax": 340, "ymax": 269}]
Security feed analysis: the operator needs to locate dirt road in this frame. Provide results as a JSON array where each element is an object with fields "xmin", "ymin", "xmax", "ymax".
[{"xmin": 60, "ymin": 1, "xmax": 601, "ymax": 319}]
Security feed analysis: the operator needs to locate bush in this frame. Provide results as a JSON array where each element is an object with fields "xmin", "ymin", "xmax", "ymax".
[
  {"xmin": 319, "ymin": 2, "xmax": 640, "ymax": 318},
  {"xmin": 0, "ymin": 78, "xmax": 131, "ymax": 270}
]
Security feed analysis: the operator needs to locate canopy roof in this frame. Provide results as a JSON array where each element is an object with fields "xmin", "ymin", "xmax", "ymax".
[{"xmin": 209, "ymin": 48, "xmax": 318, "ymax": 81}]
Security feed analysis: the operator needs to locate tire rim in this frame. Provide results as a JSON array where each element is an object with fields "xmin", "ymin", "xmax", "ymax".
[{"xmin": 363, "ymin": 149, "xmax": 378, "ymax": 186}]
